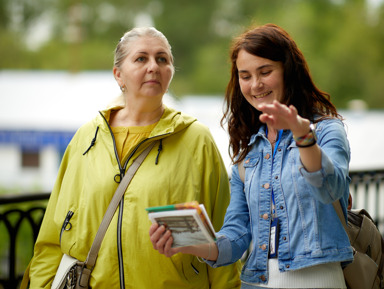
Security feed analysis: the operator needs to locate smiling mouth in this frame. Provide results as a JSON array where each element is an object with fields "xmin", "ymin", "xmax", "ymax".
[{"xmin": 253, "ymin": 91, "xmax": 272, "ymax": 99}]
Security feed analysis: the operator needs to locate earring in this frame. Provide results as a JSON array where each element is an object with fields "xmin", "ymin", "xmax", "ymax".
[{"xmin": 120, "ymin": 85, "xmax": 126, "ymax": 92}]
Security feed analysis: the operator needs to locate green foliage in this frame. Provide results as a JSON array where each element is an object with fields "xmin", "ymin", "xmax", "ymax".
[{"xmin": 0, "ymin": 0, "xmax": 383, "ymax": 108}]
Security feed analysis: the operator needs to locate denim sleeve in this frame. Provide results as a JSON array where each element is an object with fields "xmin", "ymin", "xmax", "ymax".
[
  {"xmin": 204, "ymin": 235, "xmax": 234, "ymax": 268},
  {"xmin": 299, "ymin": 119, "xmax": 351, "ymax": 204},
  {"xmin": 205, "ymin": 164, "xmax": 252, "ymax": 268}
]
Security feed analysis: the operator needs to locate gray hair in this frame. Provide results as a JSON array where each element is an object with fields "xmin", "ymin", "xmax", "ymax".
[{"xmin": 114, "ymin": 27, "xmax": 174, "ymax": 69}]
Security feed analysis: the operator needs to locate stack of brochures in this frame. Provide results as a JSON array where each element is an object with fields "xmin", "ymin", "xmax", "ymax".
[{"xmin": 146, "ymin": 201, "xmax": 216, "ymax": 248}]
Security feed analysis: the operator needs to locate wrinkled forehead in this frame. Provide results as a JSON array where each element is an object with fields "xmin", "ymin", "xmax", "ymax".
[{"xmin": 127, "ymin": 36, "xmax": 173, "ymax": 61}]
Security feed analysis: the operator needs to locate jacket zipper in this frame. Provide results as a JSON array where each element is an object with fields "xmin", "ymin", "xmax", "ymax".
[
  {"xmin": 60, "ymin": 210, "xmax": 74, "ymax": 245},
  {"xmin": 99, "ymin": 111, "xmax": 168, "ymax": 289},
  {"xmin": 99, "ymin": 112, "xmax": 126, "ymax": 288}
]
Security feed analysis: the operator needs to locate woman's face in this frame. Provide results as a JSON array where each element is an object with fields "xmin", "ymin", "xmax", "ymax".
[
  {"xmin": 113, "ymin": 36, "xmax": 174, "ymax": 102},
  {"xmin": 236, "ymin": 49, "xmax": 284, "ymax": 110}
]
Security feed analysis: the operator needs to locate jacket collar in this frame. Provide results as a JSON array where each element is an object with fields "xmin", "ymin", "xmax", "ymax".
[{"xmin": 96, "ymin": 98, "xmax": 196, "ymax": 138}]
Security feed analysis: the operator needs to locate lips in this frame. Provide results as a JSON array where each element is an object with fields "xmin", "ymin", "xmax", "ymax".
[
  {"xmin": 253, "ymin": 91, "xmax": 272, "ymax": 99},
  {"xmin": 144, "ymin": 79, "xmax": 160, "ymax": 85}
]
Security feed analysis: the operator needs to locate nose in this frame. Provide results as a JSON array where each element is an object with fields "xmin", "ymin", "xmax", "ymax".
[
  {"xmin": 147, "ymin": 58, "xmax": 159, "ymax": 73},
  {"xmin": 251, "ymin": 76, "xmax": 263, "ymax": 91}
]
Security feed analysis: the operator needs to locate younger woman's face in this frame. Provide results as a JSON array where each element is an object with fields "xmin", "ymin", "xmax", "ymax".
[{"xmin": 236, "ymin": 49, "xmax": 284, "ymax": 110}]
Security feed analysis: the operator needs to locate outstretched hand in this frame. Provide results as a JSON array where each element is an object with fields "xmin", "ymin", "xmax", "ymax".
[{"xmin": 257, "ymin": 100, "xmax": 310, "ymax": 136}]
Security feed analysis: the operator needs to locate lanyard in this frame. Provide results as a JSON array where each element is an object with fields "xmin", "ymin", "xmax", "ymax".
[
  {"xmin": 272, "ymin": 130, "xmax": 283, "ymax": 157},
  {"xmin": 266, "ymin": 128, "xmax": 283, "ymax": 215}
]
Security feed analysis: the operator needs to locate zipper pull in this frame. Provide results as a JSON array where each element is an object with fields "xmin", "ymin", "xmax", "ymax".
[{"xmin": 60, "ymin": 211, "xmax": 74, "ymax": 244}]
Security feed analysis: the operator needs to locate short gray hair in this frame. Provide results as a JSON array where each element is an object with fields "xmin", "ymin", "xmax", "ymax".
[{"xmin": 114, "ymin": 27, "xmax": 174, "ymax": 69}]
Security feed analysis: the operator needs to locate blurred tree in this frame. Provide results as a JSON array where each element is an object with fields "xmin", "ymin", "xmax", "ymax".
[{"xmin": 0, "ymin": 0, "xmax": 383, "ymax": 108}]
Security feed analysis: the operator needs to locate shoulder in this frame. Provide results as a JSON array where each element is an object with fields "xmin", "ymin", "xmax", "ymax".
[
  {"xmin": 161, "ymin": 106, "xmax": 213, "ymax": 138},
  {"xmin": 315, "ymin": 117, "xmax": 346, "ymax": 135},
  {"xmin": 187, "ymin": 120, "xmax": 211, "ymax": 134},
  {"xmin": 316, "ymin": 117, "xmax": 349, "ymax": 147},
  {"xmin": 67, "ymin": 113, "xmax": 104, "ymax": 149}
]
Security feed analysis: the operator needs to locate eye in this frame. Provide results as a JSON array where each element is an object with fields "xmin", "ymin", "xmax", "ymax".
[
  {"xmin": 239, "ymin": 74, "xmax": 250, "ymax": 80},
  {"xmin": 260, "ymin": 70, "xmax": 272, "ymax": 76},
  {"xmin": 136, "ymin": 56, "xmax": 146, "ymax": 62},
  {"xmin": 157, "ymin": 56, "xmax": 169, "ymax": 63}
]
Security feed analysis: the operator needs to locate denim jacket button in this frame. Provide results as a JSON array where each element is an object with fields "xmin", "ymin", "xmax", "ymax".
[
  {"xmin": 262, "ymin": 213, "xmax": 269, "ymax": 220},
  {"xmin": 260, "ymin": 244, "xmax": 267, "ymax": 250},
  {"xmin": 265, "ymin": 153, "xmax": 270, "ymax": 159},
  {"xmin": 260, "ymin": 275, "xmax": 266, "ymax": 281},
  {"xmin": 263, "ymin": 183, "xmax": 270, "ymax": 189}
]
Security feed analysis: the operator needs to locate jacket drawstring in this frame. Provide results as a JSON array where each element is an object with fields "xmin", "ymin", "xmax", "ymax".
[
  {"xmin": 83, "ymin": 126, "xmax": 99, "ymax": 155},
  {"xmin": 155, "ymin": 139, "xmax": 162, "ymax": 165}
]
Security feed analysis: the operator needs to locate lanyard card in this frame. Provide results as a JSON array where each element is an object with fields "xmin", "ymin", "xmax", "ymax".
[{"xmin": 269, "ymin": 217, "xmax": 279, "ymax": 258}]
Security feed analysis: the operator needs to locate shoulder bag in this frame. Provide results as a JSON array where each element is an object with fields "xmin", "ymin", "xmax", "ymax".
[{"xmin": 20, "ymin": 141, "xmax": 157, "ymax": 289}]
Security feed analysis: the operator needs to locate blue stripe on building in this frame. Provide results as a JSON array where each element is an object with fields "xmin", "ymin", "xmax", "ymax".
[{"xmin": 0, "ymin": 130, "xmax": 75, "ymax": 151}]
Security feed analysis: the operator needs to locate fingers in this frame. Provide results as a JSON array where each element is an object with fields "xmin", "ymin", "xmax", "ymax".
[
  {"xmin": 157, "ymin": 229, "xmax": 172, "ymax": 254},
  {"xmin": 149, "ymin": 222, "xmax": 159, "ymax": 235},
  {"xmin": 258, "ymin": 100, "xmax": 292, "ymax": 116},
  {"xmin": 258, "ymin": 101, "xmax": 300, "ymax": 130},
  {"xmin": 149, "ymin": 223, "xmax": 167, "ymax": 249},
  {"xmin": 149, "ymin": 223, "xmax": 178, "ymax": 257},
  {"xmin": 163, "ymin": 235, "xmax": 176, "ymax": 257}
]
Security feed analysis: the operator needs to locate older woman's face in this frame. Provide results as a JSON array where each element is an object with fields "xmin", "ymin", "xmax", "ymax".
[
  {"xmin": 236, "ymin": 49, "xmax": 284, "ymax": 110},
  {"xmin": 113, "ymin": 36, "xmax": 174, "ymax": 102}
]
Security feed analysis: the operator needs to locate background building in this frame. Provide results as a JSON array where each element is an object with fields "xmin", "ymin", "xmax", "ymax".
[{"xmin": 1, "ymin": 70, "xmax": 383, "ymax": 192}]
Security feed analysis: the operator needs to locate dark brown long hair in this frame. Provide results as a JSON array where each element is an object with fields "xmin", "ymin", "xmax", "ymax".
[{"xmin": 221, "ymin": 23, "xmax": 340, "ymax": 164}]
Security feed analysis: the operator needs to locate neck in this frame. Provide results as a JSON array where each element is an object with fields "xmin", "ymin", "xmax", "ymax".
[
  {"xmin": 111, "ymin": 102, "xmax": 164, "ymax": 127},
  {"xmin": 267, "ymin": 126, "xmax": 279, "ymax": 143}
]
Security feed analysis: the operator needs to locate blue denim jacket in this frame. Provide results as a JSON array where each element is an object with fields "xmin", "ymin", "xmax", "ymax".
[{"xmin": 207, "ymin": 118, "xmax": 354, "ymax": 284}]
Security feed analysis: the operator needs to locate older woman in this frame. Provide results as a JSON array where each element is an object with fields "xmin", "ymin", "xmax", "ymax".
[
  {"xmin": 26, "ymin": 27, "xmax": 240, "ymax": 289},
  {"xmin": 150, "ymin": 24, "xmax": 353, "ymax": 289}
]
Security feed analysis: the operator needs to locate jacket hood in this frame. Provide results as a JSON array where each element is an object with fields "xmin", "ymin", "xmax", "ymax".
[{"xmin": 96, "ymin": 96, "xmax": 197, "ymax": 138}]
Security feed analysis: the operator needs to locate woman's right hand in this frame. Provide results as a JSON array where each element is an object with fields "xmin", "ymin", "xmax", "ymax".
[
  {"xmin": 150, "ymin": 223, "xmax": 219, "ymax": 260},
  {"xmin": 149, "ymin": 223, "xmax": 183, "ymax": 257}
]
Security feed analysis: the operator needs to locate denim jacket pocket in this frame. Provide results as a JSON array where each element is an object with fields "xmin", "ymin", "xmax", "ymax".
[
  {"xmin": 242, "ymin": 155, "xmax": 261, "ymax": 195},
  {"xmin": 243, "ymin": 156, "xmax": 260, "ymax": 169}
]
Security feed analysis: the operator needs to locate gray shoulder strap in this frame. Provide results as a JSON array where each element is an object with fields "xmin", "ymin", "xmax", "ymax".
[
  {"xmin": 85, "ymin": 141, "xmax": 157, "ymax": 268},
  {"xmin": 238, "ymin": 160, "xmax": 245, "ymax": 183}
]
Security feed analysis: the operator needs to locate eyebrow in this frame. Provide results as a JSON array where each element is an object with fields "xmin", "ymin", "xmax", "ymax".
[
  {"xmin": 134, "ymin": 51, "xmax": 169, "ymax": 56},
  {"xmin": 238, "ymin": 64, "xmax": 274, "ymax": 73}
]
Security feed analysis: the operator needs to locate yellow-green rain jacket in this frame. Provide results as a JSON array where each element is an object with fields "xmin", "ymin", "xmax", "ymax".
[{"xmin": 29, "ymin": 105, "xmax": 241, "ymax": 288}]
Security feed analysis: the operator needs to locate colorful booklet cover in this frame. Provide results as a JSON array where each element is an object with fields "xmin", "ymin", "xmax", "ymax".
[{"xmin": 146, "ymin": 201, "xmax": 216, "ymax": 248}]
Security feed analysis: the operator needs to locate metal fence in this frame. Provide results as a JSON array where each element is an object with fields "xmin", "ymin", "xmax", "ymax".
[
  {"xmin": 349, "ymin": 169, "xmax": 384, "ymax": 233},
  {"xmin": 0, "ymin": 193, "xmax": 49, "ymax": 289},
  {"xmin": 0, "ymin": 170, "xmax": 383, "ymax": 289}
]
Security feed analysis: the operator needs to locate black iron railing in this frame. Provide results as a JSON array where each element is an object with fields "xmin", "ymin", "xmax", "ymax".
[
  {"xmin": 0, "ymin": 170, "xmax": 383, "ymax": 289},
  {"xmin": 0, "ymin": 192, "xmax": 50, "ymax": 289},
  {"xmin": 349, "ymin": 170, "xmax": 384, "ymax": 232}
]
